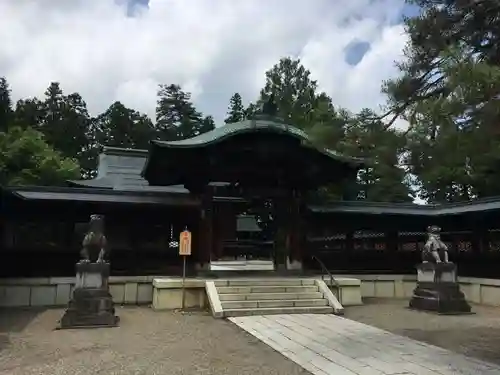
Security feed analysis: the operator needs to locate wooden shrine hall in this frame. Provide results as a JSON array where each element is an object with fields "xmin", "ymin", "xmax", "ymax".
[{"xmin": 2, "ymin": 105, "xmax": 500, "ymax": 280}]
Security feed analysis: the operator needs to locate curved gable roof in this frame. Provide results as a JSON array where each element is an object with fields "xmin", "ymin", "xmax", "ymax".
[{"xmin": 149, "ymin": 116, "xmax": 365, "ymax": 167}]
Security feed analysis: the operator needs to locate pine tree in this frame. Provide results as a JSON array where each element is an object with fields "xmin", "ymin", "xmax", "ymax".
[
  {"xmin": 224, "ymin": 93, "xmax": 245, "ymax": 124},
  {"xmin": 0, "ymin": 77, "xmax": 13, "ymax": 132},
  {"xmin": 156, "ymin": 84, "xmax": 207, "ymax": 140},
  {"xmin": 258, "ymin": 57, "xmax": 318, "ymax": 129},
  {"xmin": 93, "ymin": 101, "xmax": 155, "ymax": 150}
]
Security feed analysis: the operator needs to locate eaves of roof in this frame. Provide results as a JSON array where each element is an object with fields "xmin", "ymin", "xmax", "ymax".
[{"xmin": 309, "ymin": 197, "xmax": 500, "ymax": 216}]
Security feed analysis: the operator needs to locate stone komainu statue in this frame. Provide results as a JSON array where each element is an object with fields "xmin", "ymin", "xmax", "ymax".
[
  {"xmin": 80, "ymin": 214, "xmax": 108, "ymax": 263},
  {"xmin": 422, "ymin": 225, "xmax": 450, "ymax": 263}
]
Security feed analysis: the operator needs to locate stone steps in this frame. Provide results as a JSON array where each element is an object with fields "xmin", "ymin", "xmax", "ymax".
[
  {"xmin": 223, "ymin": 306, "xmax": 334, "ymax": 317},
  {"xmin": 222, "ymin": 298, "xmax": 328, "ymax": 309},
  {"xmin": 219, "ymin": 292, "xmax": 324, "ymax": 301},
  {"xmin": 206, "ymin": 278, "xmax": 343, "ymax": 318}
]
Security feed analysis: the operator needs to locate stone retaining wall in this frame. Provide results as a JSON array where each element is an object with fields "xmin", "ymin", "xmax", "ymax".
[
  {"xmin": 0, "ymin": 276, "xmax": 155, "ymax": 307},
  {"xmin": 0, "ymin": 274, "xmax": 498, "ymax": 308},
  {"xmin": 338, "ymin": 274, "xmax": 500, "ymax": 307}
]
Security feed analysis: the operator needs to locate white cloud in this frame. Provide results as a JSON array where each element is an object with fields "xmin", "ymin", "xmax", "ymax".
[{"xmin": 0, "ymin": 0, "xmax": 408, "ymax": 124}]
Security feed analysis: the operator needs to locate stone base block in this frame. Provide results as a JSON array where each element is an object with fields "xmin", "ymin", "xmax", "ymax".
[
  {"xmin": 58, "ymin": 288, "xmax": 119, "ymax": 329},
  {"xmin": 417, "ymin": 262, "xmax": 457, "ymax": 283},
  {"xmin": 75, "ymin": 262, "xmax": 110, "ymax": 289},
  {"xmin": 409, "ymin": 282, "xmax": 472, "ymax": 314}
]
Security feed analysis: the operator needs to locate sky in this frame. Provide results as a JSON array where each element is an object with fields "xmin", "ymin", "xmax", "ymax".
[{"xmin": 0, "ymin": 0, "xmax": 419, "ymax": 126}]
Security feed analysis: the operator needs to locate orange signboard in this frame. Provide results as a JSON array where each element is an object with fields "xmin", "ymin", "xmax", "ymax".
[{"xmin": 179, "ymin": 230, "xmax": 192, "ymax": 256}]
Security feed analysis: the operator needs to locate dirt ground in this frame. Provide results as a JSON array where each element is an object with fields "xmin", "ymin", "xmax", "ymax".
[
  {"xmin": 0, "ymin": 307, "xmax": 310, "ymax": 375},
  {"xmin": 344, "ymin": 298, "xmax": 500, "ymax": 365}
]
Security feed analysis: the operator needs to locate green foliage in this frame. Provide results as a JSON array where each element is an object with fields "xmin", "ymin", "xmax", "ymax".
[
  {"xmin": 0, "ymin": 126, "xmax": 80, "ymax": 186},
  {"xmin": 224, "ymin": 93, "xmax": 245, "ymax": 124},
  {"xmin": 156, "ymin": 84, "xmax": 213, "ymax": 140},
  {"xmin": 341, "ymin": 109, "xmax": 412, "ymax": 202},
  {"xmin": 0, "ymin": 78, "xmax": 13, "ymax": 133},
  {"xmin": 255, "ymin": 57, "xmax": 318, "ymax": 130},
  {"xmin": 13, "ymin": 82, "xmax": 92, "ymax": 177},
  {"xmin": 242, "ymin": 58, "xmax": 412, "ymax": 202},
  {"xmin": 93, "ymin": 101, "xmax": 155, "ymax": 150},
  {"xmin": 383, "ymin": 1, "xmax": 500, "ymax": 202}
]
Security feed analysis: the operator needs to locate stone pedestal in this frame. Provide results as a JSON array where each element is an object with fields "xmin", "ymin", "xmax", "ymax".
[
  {"xmin": 58, "ymin": 262, "xmax": 119, "ymax": 329},
  {"xmin": 409, "ymin": 262, "xmax": 471, "ymax": 314}
]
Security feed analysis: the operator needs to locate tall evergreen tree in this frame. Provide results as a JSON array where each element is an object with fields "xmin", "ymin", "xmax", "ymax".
[
  {"xmin": 93, "ymin": 101, "xmax": 155, "ymax": 150},
  {"xmin": 0, "ymin": 77, "xmax": 13, "ymax": 132},
  {"xmin": 13, "ymin": 82, "xmax": 92, "ymax": 177},
  {"xmin": 382, "ymin": 1, "xmax": 500, "ymax": 202},
  {"xmin": 258, "ymin": 57, "xmax": 318, "ymax": 129},
  {"xmin": 343, "ymin": 109, "xmax": 412, "ymax": 202},
  {"xmin": 14, "ymin": 98, "xmax": 44, "ymax": 130},
  {"xmin": 41, "ymin": 83, "xmax": 90, "ymax": 160},
  {"xmin": 156, "ymin": 84, "xmax": 210, "ymax": 140},
  {"xmin": 224, "ymin": 93, "xmax": 245, "ymax": 124}
]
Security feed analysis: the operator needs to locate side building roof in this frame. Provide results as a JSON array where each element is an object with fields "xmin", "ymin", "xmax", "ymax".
[
  {"xmin": 309, "ymin": 197, "xmax": 500, "ymax": 216},
  {"xmin": 5, "ymin": 146, "xmax": 500, "ymax": 216},
  {"xmin": 67, "ymin": 146, "xmax": 229, "ymax": 194}
]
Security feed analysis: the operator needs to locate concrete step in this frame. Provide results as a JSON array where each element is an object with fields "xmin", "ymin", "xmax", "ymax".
[
  {"xmin": 223, "ymin": 305, "xmax": 334, "ymax": 317},
  {"xmin": 218, "ymin": 292, "xmax": 323, "ymax": 301},
  {"xmin": 221, "ymin": 299, "xmax": 328, "ymax": 309},
  {"xmin": 198, "ymin": 270, "xmax": 307, "ymax": 278},
  {"xmin": 217, "ymin": 285, "xmax": 319, "ymax": 294},
  {"xmin": 216, "ymin": 279, "xmax": 315, "ymax": 287}
]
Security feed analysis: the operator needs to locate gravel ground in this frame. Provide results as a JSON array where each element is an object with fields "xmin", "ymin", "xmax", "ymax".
[
  {"xmin": 344, "ymin": 298, "xmax": 500, "ymax": 365},
  {"xmin": 0, "ymin": 307, "xmax": 310, "ymax": 375}
]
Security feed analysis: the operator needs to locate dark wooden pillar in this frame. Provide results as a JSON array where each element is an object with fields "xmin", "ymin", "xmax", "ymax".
[
  {"xmin": 472, "ymin": 216, "xmax": 489, "ymax": 253},
  {"xmin": 197, "ymin": 188, "xmax": 213, "ymax": 268},
  {"xmin": 288, "ymin": 192, "xmax": 304, "ymax": 269},
  {"xmin": 273, "ymin": 197, "xmax": 289, "ymax": 271},
  {"xmin": 386, "ymin": 230, "xmax": 398, "ymax": 253}
]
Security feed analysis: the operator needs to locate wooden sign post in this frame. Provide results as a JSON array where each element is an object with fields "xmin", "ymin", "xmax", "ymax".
[{"xmin": 179, "ymin": 228, "xmax": 192, "ymax": 310}]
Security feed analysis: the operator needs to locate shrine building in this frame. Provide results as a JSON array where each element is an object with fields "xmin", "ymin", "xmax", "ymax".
[{"xmin": 1, "ymin": 108, "xmax": 500, "ymax": 309}]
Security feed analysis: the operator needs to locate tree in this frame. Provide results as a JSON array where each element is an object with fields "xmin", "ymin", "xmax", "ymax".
[
  {"xmin": 13, "ymin": 82, "xmax": 92, "ymax": 177},
  {"xmin": 381, "ymin": 1, "xmax": 500, "ymax": 202},
  {"xmin": 257, "ymin": 57, "xmax": 318, "ymax": 129},
  {"xmin": 93, "ymin": 101, "xmax": 155, "ymax": 150},
  {"xmin": 224, "ymin": 93, "xmax": 246, "ymax": 124},
  {"xmin": 0, "ymin": 77, "xmax": 13, "ymax": 132},
  {"xmin": 40, "ymin": 83, "xmax": 91, "ymax": 162},
  {"xmin": 156, "ymin": 84, "xmax": 211, "ymax": 140},
  {"xmin": 383, "ymin": 0, "xmax": 500, "ymax": 128},
  {"xmin": 307, "ymin": 93, "xmax": 348, "ymax": 149},
  {"xmin": 244, "ymin": 102, "xmax": 259, "ymax": 120},
  {"xmin": 400, "ymin": 47, "xmax": 500, "ymax": 202},
  {"xmin": 13, "ymin": 97, "xmax": 44, "ymax": 130},
  {"xmin": 341, "ymin": 109, "xmax": 412, "ymax": 202},
  {"xmin": 200, "ymin": 115, "xmax": 215, "ymax": 134},
  {"xmin": 252, "ymin": 57, "xmax": 412, "ymax": 202},
  {"xmin": 0, "ymin": 126, "xmax": 80, "ymax": 186}
]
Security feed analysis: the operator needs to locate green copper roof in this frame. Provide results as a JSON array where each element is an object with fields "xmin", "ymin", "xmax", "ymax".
[{"xmin": 150, "ymin": 116, "xmax": 365, "ymax": 167}]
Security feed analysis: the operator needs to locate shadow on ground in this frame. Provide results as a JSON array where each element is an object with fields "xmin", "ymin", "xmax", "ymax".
[
  {"xmin": 0, "ymin": 308, "xmax": 50, "ymax": 352},
  {"xmin": 0, "ymin": 308, "xmax": 48, "ymax": 333},
  {"xmin": 344, "ymin": 298, "xmax": 500, "ymax": 365}
]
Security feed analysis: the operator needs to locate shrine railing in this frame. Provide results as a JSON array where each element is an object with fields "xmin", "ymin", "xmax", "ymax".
[{"xmin": 305, "ymin": 230, "xmax": 500, "ymax": 279}]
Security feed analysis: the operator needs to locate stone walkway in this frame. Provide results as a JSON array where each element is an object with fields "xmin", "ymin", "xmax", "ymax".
[{"xmin": 230, "ymin": 314, "xmax": 500, "ymax": 375}]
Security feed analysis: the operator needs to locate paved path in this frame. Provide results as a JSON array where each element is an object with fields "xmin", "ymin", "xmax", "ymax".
[{"xmin": 230, "ymin": 314, "xmax": 500, "ymax": 375}]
